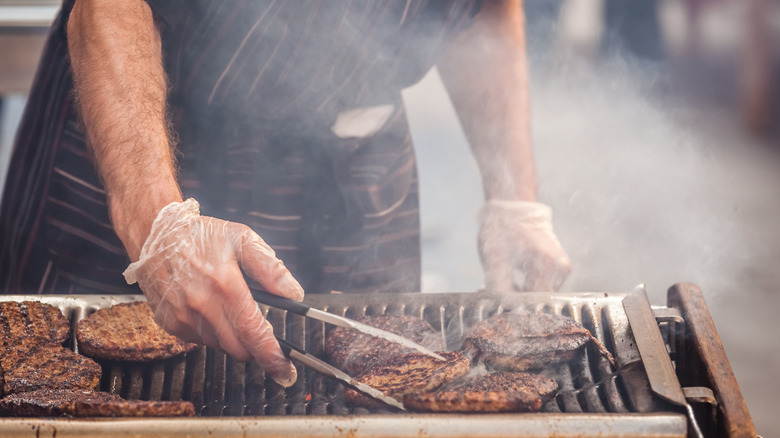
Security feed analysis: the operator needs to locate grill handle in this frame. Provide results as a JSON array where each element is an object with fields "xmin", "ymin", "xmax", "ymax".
[
  {"xmin": 667, "ymin": 282, "xmax": 757, "ymax": 438},
  {"xmin": 625, "ymin": 285, "xmax": 706, "ymax": 438},
  {"xmin": 623, "ymin": 285, "xmax": 688, "ymax": 406}
]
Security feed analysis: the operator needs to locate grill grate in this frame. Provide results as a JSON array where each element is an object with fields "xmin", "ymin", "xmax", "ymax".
[
  {"xmin": 2, "ymin": 292, "xmax": 668, "ymax": 417},
  {"xmin": 297, "ymin": 294, "xmax": 650, "ymax": 417}
]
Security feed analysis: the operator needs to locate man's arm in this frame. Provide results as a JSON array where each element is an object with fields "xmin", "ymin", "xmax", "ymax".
[
  {"xmin": 437, "ymin": 0, "xmax": 571, "ymax": 291},
  {"xmin": 437, "ymin": 0, "xmax": 536, "ymax": 203},
  {"xmin": 67, "ymin": 0, "xmax": 302, "ymax": 385},
  {"xmin": 68, "ymin": 0, "xmax": 180, "ymax": 261}
]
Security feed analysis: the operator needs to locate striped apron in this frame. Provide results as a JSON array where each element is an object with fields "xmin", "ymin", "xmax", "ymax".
[{"xmin": 0, "ymin": 0, "xmax": 482, "ymax": 295}]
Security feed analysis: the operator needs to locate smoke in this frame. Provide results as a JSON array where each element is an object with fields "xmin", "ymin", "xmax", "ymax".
[
  {"xmin": 526, "ymin": 49, "xmax": 780, "ymax": 435},
  {"xmin": 408, "ymin": 4, "xmax": 780, "ymax": 434},
  {"xmin": 409, "ymin": 7, "xmax": 780, "ymax": 304},
  {"xmin": 530, "ymin": 56, "xmax": 779, "ymax": 303}
]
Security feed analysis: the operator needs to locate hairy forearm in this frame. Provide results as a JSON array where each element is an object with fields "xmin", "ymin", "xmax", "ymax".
[
  {"xmin": 68, "ymin": 0, "xmax": 182, "ymax": 261},
  {"xmin": 438, "ymin": 0, "xmax": 537, "ymax": 202}
]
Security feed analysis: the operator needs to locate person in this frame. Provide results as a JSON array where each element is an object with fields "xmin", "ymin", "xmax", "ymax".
[{"xmin": 0, "ymin": 0, "xmax": 571, "ymax": 386}]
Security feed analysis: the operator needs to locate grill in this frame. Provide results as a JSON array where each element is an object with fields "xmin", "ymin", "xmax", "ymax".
[{"xmin": 0, "ymin": 282, "xmax": 756, "ymax": 437}]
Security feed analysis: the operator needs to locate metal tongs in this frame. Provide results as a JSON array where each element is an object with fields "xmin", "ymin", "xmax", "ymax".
[
  {"xmin": 252, "ymin": 290, "xmax": 444, "ymax": 410},
  {"xmin": 251, "ymin": 290, "xmax": 444, "ymax": 361},
  {"xmin": 275, "ymin": 336, "xmax": 405, "ymax": 410}
]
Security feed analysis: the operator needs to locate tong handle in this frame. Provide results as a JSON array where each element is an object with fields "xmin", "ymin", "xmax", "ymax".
[
  {"xmin": 276, "ymin": 336, "xmax": 305, "ymax": 358},
  {"xmin": 251, "ymin": 289, "xmax": 309, "ymax": 316}
]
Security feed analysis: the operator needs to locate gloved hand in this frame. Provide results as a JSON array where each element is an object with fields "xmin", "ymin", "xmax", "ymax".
[
  {"xmin": 478, "ymin": 200, "xmax": 572, "ymax": 292},
  {"xmin": 123, "ymin": 198, "xmax": 304, "ymax": 387}
]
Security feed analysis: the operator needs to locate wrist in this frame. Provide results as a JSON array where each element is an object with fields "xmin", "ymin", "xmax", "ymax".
[
  {"xmin": 479, "ymin": 200, "xmax": 553, "ymax": 223},
  {"xmin": 480, "ymin": 164, "xmax": 538, "ymax": 202},
  {"xmin": 109, "ymin": 181, "xmax": 182, "ymax": 262},
  {"xmin": 485, "ymin": 191, "xmax": 537, "ymax": 203}
]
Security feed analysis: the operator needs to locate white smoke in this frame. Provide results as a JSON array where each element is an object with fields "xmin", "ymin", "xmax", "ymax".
[{"xmin": 405, "ymin": 4, "xmax": 780, "ymax": 434}]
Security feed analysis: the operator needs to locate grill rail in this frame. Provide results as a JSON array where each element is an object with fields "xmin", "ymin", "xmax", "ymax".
[{"xmin": 0, "ymin": 413, "xmax": 689, "ymax": 438}]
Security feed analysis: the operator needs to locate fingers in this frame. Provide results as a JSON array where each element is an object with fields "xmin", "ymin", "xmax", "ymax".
[
  {"xmin": 480, "ymin": 225, "xmax": 572, "ymax": 292},
  {"xmin": 479, "ymin": 226, "xmax": 515, "ymax": 292},
  {"xmin": 481, "ymin": 253, "xmax": 514, "ymax": 292},
  {"xmin": 193, "ymin": 259, "xmax": 296, "ymax": 386},
  {"xmin": 223, "ymin": 285, "xmax": 297, "ymax": 387},
  {"xmin": 232, "ymin": 224, "xmax": 304, "ymax": 302},
  {"xmin": 148, "ymin": 277, "xmax": 249, "ymax": 358},
  {"xmin": 486, "ymin": 256, "xmax": 569, "ymax": 292},
  {"xmin": 521, "ymin": 251, "xmax": 572, "ymax": 292},
  {"xmin": 153, "ymin": 302, "xmax": 219, "ymax": 347},
  {"xmin": 153, "ymin": 275, "xmax": 297, "ymax": 386},
  {"xmin": 530, "ymin": 236, "xmax": 572, "ymax": 291}
]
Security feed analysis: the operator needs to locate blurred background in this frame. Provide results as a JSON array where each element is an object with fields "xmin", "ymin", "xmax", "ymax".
[
  {"xmin": 1, "ymin": 0, "xmax": 778, "ymax": 435},
  {"xmin": 409, "ymin": 0, "xmax": 780, "ymax": 435}
]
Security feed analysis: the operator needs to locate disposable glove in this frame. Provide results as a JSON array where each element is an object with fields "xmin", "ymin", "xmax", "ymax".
[
  {"xmin": 124, "ymin": 198, "xmax": 304, "ymax": 386},
  {"xmin": 478, "ymin": 200, "xmax": 571, "ymax": 292}
]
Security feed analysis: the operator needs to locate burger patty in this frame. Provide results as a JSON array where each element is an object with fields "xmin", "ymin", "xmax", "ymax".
[
  {"xmin": 403, "ymin": 371, "xmax": 559, "ymax": 413},
  {"xmin": 76, "ymin": 301, "xmax": 199, "ymax": 361},
  {"xmin": 0, "ymin": 301, "xmax": 69, "ymax": 346},
  {"xmin": 75, "ymin": 398, "xmax": 196, "ymax": 417},
  {"xmin": 344, "ymin": 351, "xmax": 469, "ymax": 408},
  {"xmin": 0, "ymin": 388, "xmax": 195, "ymax": 417},
  {"xmin": 462, "ymin": 311, "xmax": 615, "ymax": 371},
  {"xmin": 0, "ymin": 336, "xmax": 101, "ymax": 396},
  {"xmin": 1, "ymin": 336, "xmax": 102, "ymax": 396},
  {"xmin": 325, "ymin": 314, "xmax": 445, "ymax": 375},
  {"xmin": 0, "ymin": 388, "xmax": 120, "ymax": 417}
]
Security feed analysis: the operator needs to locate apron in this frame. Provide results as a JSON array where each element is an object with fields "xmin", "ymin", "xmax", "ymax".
[{"xmin": 0, "ymin": 0, "xmax": 482, "ymax": 295}]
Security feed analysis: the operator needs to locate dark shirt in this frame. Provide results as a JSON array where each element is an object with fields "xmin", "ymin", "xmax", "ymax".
[{"xmin": 0, "ymin": 0, "xmax": 481, "ymax": 295}]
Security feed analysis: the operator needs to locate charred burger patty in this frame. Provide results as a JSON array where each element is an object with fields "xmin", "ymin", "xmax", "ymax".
[
  {"xmin": 76, "ymin": 301, "xmax": 198, "ymax": 362},
  {"xmin": 345, "ymin": 351, "xmax": 470, "ymax": 408},
  {"xmin": 0, "ymin": 336, "xmax": 101, "ymax": 396},
  {"xmin": 0, "ymin": 301, "xmax": 69, "ymax": 346},
  {"xmin": 0, "ymin": 388, "xmax": 195, "ymax": 417},
  {"xmin": 325, "ymin": 314, "xmax": 445, "ymax": 375},
  {"xmin": 403, "ymin": 371, "xmax": 559, "ymax": 413},
  {"xmin": 462, "ymin": 311, "xmax": 614, "ymax": 371}
]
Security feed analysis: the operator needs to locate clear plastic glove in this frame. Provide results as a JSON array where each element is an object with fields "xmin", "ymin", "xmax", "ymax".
[
  {"xmin": 123, "ymin": 198, "xmax": 304, "ymax": 386},
  {"xmin": 478, "ymin": 200, "xmax": 572, "ymax": 292}
]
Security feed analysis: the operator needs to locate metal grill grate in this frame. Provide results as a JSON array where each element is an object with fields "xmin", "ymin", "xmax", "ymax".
[
  {"xmin": 2, "ymin": 292, "xmax": 668, "ymax": 417},
  {"xmin": 295, "ymin": 292, "xmax": 663, "ymax": 416}
]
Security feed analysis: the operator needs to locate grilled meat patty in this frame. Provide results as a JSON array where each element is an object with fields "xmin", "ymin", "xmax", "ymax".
[
  {"xmin": 0, "ymin": 388, "xmax": 195, "ymax": 417},
  {"xmin": 325, "ymin": 314, "xmax": 445, "ymax": 375},
  {"xmin": 462, "ymin": 311, "xmax": 615, "ymax": 371},
  {"xmin": 76, "ymin": 301, "xmax": 198, "ymax": 361},
  {"xmin": 403, "ymin": 371, "xmax": 559, "ymax": 413},
  {"xmin": 0, "ymin": 336, "xmax": 101, "ymax": 396},
  {"xmin": 75, "ymin": 397, "xmax": 196, "ymax": 417},
  {"xmin": 344, "ymin": 351, "xmax": 469, "ymax": 408},
  {"xmin": 0, "ymin": 389, "xmax": 120, "ymax": 417},
  {"xmin": 0, "ymin": 301, "xmax": 69, "ymax": 346}
]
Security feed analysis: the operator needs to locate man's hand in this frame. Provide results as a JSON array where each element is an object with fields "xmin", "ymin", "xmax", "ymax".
[
  {"xmin": 478, "ymin": 200, "xmax": 571, "ymax": 292},
  {"xmin": 124, "ymin": 199, "xmax": 304, "ymax": 386}
]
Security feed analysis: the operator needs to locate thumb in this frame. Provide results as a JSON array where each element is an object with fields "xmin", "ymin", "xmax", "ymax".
[{"xmin": 232, "ymin": 224, "xmax": 304, "ymax": 301}]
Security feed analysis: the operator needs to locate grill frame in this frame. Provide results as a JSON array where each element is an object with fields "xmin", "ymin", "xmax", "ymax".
[{"xmin": 0, "ymin": 285, "xmax": 748, "ymax": 437}]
